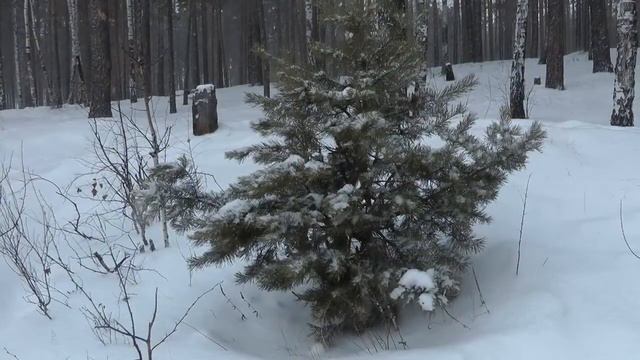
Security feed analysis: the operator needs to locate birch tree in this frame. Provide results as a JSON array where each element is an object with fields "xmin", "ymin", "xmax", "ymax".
[
  {"xmin": 67, "ymin": 0, "xmax": 85, "ymax": 104},
  {"xmin": 126, "ymin": 0, "xmax": 138, "ymax": 103},
  {"xmin": 141, "ymin": 0, "xmax": 169, "ymax": 249},
  {"xmin": 23, "ymin": 0, "xmax": 37, "ymax": 106},
  {"xmin": 611, "ymin": 0, "xmax": 638, "ymax": 127},
  {"xmin": 510, "ymin": 0, "xmax": 529, "ymax": 119},
  {"xmin": 13, "ymin": 0, "xmax": 24, "ymax": 109},
  {"xmin": 27, "ymin": 0, "xmax": 53, "ymax": 106}
]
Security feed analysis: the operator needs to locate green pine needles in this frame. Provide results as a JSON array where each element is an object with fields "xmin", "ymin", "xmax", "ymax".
[{"xmin": 151, "ymin": 0, "xmax": 544, "ymax": 344}]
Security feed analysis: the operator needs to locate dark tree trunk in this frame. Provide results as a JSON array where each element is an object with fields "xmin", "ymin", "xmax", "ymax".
[
  {"xmin": 528, "ymin": 0, "xmax": 539, "ymax": 58},
  {"xmin": 155, "ymin": 6, "xmax": 166, "ymax": 96},
  {"xmin": 88, "ymin": 0, "xmax": 112, "ymax": 118},
  {"xmin": 539, "ymin": 0, "xmax": 547, "ymax": 64},
  {"xmin": 200, "ymin": 1, "xmax": 210, "ymax": 83},
  {"xmin": 167, "ymin": 0, "xmax": 176, "ymax": 113},
  {"xmin": 182, "ymin": 9, "xmax": 191, "ymax": 106},
  {"xmin": 545, "ymin": 0, "xmax": 565, "ymax": 90},
  {"xmin": 461, "ymin": 0, "xmax": 482, "ymax": 62},
  {"xmin": 589, "ymin": 0, "xmax": 614, "ymax": 72},
  {"xmin": 257, "ymin": 0, "xmax": 270, "ymax": 97},
  {"xmin": 453, "ymin": 0, "xmax": 460, "ymax": 63},
  {"xmin": 0, "ymin": 44, "xmax": 5, "ymax": 110},
  {"xmin": 611, "ymin": 0, "xmax": 638, "ymax": 127},
  {"xmin": 141, "ymin": 0, "xmax": 151, "ymax": 97},
  {"xmin": 190, "ymin": 0, "xmax": 200, "ymax": 89}
]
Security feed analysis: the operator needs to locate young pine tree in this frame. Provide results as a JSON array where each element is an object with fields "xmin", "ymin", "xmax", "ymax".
[{"xmin": 155, "ymin": 0, "xmax": 544, "ymax": 343}]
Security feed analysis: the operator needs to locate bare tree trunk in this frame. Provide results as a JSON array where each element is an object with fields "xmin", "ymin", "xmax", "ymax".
[
  {"xmin": 611, "ymin": 0, "xmax": 638, "ymax": 127},
  {"xmin": 546, "ymin": 0, "xmax": 565, "ymax": 89},
  {"xmin": 167, "ymin": 0, "xmax": 176, "ymax": 113},
  {"xmin": 14, "ymin": 0, "xmax": 25, "ymax": 108},
  {"xmin": 190, "ymin": 1, "xmax": 200, "ymax": 89},
  {"xmin": 462, "ymin": 0, "xmax": 483, "ymax": 62},
  {"xmin": 590, "ymin": 0, "xmax": 614, "ymax": 72},
  {"xmin": 441, "ymin": 0, "xmax": 450, "ymax": 65},
  {"xmin": 88, "ymin": 0, "xmax": 112, "ymax": 118},
  {"xmin": 27, "ymin": 0, "xmax": 54, "ymax": 106},
  {"xmin": 67, "ymin": 0, "xmax": 86, "ymax": 104},
  {"xmin": 139, "ymin": 0, "xmax": 168, "ymax": 247},
  {"xmin": 141, "ymin": 0, "xmax": 151, "ymax": 97},
  {"xmin": 511, "ymin": 0, "xmax": 529, "ymax": 119},
  {"xmin": 453, "ymin": 0, "xmax": 460, "ymax": 63},
  {"xmin": 24, "ymin": 0, "xmax": 37, "ymax": 106},
  {"xmin": 528, "ymin": 0, "xmax": 539, "ymax": 58},
  {"xmin": 50, "ymin": 0, "xmax": 63, "ymax": 108},
  {"xmin": 126, "ymin": 0, "xmax": 138, "ymax": 103},
  {"xmin": 257, "ymin": 0, "xmax": 270, "ymax": 97},
  {"xmin": 0, "ymin": 45, "xmax": 5, "ymax": 110},
  {"xmin": 182, "ymin": 8, "xmax": 191, "ymax": 106},
  {"xmin": 201, "ymin": 2, "xmax": 210, "ymax": 84},
  {"xmin": 155, "ymin": 5, "xmax": 166, "ymax": 96}
]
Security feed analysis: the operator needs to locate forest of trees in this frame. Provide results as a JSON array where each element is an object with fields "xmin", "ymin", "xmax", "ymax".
[{"xmin": 0, "ymin": 0, "xmax": 628, "ymax": 114}]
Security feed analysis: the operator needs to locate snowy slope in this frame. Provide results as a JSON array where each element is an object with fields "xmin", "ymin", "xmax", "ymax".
[{"xmin": 3, "ymin": 52, "xmax": 640, "ymax": 359}]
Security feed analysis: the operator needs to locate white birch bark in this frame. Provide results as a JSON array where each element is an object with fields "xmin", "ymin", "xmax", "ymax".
[
  {"xmin": 67, "ymin": 0, "xmax": 85, "ymax": 104},
  {"xmin": 127, "ymin": 0, "xmax": 138, "ymax": 103},
  {"xmin": 305, "ymin": 0, "xmax": 312, "ymax": 44},
  {"xmin": 419, "ymin": 0, "xmax": 429, "ymax": 66},
  {"xmin": 24, "ymin": 0, "xmax": 36, "ymax": 106},
  {"xmin": 28, "ymin": 0, "xmax": 53, "ymax": 106},
  {"xmin": 611, "ymin": 0, "xmax": 638, "ymax": 127},
  {"xmin": 510, "ymin": 0, "xmax": 529, "ymax": 119}
]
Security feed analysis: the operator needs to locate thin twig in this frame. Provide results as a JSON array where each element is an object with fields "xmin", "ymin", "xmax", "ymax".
[
  {"xmin": 516, "ymin": 174, "xmax": 532, "ymax": 275},
  {"xmin": 471, "ymin": 265, "xmax": 490, "ymax": 314},
  {"xmin": 440, "ymin": 306, "xmax": 470, "ymax": 329},
  {"xmin": 619, "ymin": 199, "xmax": 640, "ymax": 260},
  {"xmin": 3, "ymin": 347, "xmax": 20, "ymax": 360},
  {"xmin": 182, "ymin": 321, "xmax": 228, "ymax": 351}
]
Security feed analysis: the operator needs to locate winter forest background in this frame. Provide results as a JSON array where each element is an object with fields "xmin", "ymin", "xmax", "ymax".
[
  {"xmin": 0, "ymin": 0, "xmax": 623, "ymax": 111},
  {"xmin": 3, "ymin": 0, "xmax": 640, "ymax": 360}
]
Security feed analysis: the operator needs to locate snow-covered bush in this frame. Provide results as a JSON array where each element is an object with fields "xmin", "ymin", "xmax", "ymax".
[{"xmin": 152, "ymin": 0, "xmax": 544, "ymax": 343}]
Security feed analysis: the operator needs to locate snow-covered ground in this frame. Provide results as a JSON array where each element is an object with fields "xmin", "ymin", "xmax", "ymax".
[{"xmin": 3, "ymin": 52, "xmax": 640, "ymax": 359}]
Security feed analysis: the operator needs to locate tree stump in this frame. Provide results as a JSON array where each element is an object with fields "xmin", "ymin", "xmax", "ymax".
[
  {"xmin": 534, "ymin": 77, "xmax": 542, "ymax": 85},
  {"xmin": 192, "ymin": 84, "xmax": 218, "ymax": 136},
  {"xmin": 444, "ymin": 63, "xmax": 455, "ymax": 81}
]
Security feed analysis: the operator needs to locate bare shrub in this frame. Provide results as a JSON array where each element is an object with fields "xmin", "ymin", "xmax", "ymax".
[
  {"xmin": 0, "ymin": 162, "xmax": 66, "ymax": 319},
  {"xmin": 51, "ymin": 242, "xmax": 222, "ymax": 360},
  {"xmin": 75, "ymin": 103, "xmax": 172, "ymax": 252}
]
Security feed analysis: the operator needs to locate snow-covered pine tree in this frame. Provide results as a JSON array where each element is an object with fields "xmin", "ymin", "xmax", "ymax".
[
  {"xmin": 152, "ymin": 0, "xmax": 544, "ymax": 342},
  {"xmin": 510, "ymin": 0, "xmax": 529, "ymax": 119},
  {"xmin": 611, "ymin": 0, "xmax": 638, "ymax": 127}
]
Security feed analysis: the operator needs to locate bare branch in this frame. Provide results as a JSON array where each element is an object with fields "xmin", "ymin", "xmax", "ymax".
[{"xmin": 619, "ymin": 199, "xmax": 640, "ymax": 260}]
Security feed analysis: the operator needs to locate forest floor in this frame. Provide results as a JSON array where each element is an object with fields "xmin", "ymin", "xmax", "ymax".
[{"xmin": 2, "ymin": 52, "xmax": 640, "ymax": 359}]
